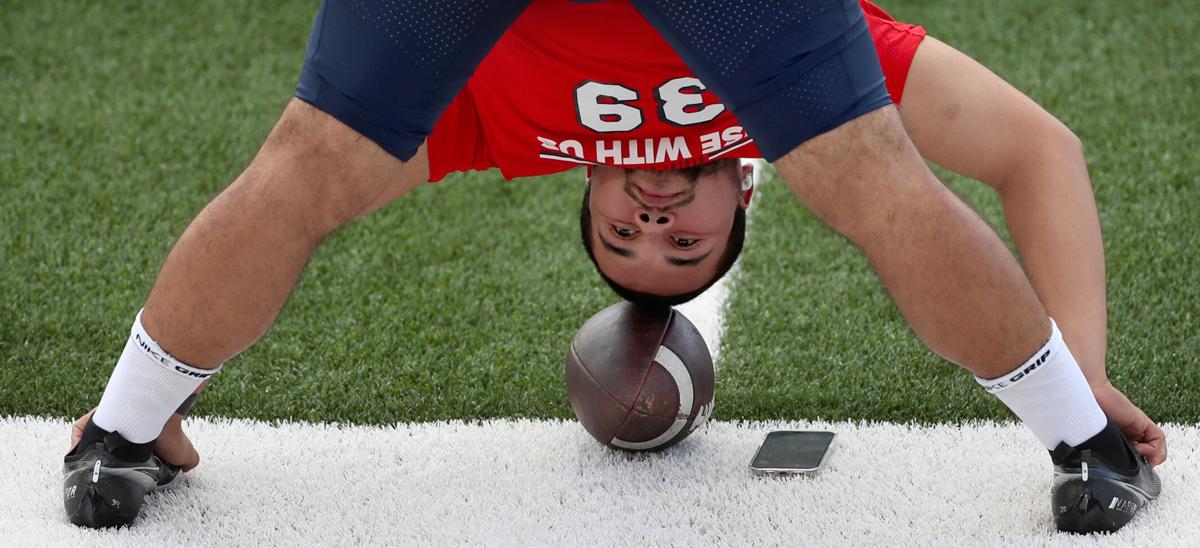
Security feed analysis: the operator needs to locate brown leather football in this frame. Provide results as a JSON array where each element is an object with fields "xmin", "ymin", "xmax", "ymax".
[{"xmin": 565, "ymin": 302, "xmax": 714, "ymax": 452}]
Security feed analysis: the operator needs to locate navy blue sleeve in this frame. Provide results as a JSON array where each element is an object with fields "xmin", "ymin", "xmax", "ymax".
[
  {"xmin": 295, "ymin": 1, "xmax": 530, "ymax": 162},
  {"xmin": 630, "ymin": 0, "xmax": 892, "ymax": 161}
]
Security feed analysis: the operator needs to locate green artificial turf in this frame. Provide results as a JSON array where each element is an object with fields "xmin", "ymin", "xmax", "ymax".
[{"xmin": 1, "ymin": 1, "xmax": 1196, "ymax": 424}]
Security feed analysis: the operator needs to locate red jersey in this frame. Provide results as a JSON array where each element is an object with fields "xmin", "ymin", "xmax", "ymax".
[{"xmin": 428, "ymin": 0, "xmax": 926, "ymax": 182}]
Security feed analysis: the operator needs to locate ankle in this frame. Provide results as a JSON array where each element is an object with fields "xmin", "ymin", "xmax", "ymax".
[{"xmin": 1075, "ymin": 420, "xmax": 1137, "ymax": 473}]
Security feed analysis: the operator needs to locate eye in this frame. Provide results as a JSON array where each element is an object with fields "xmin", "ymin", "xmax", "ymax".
[
  {"xmin": 674, "ymin": 237, "xmax": 700, "ymax": 248},
  {"xmin": 612, "ymin": 225, "xmax": 637, "ymax": 239}
]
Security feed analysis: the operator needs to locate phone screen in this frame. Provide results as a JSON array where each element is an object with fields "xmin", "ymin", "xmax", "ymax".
[{"xmin": 751, "ymin": 430, "xmax": 835, "ymax": 471}]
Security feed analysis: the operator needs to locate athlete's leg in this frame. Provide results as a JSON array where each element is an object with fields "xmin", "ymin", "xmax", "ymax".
[
  {"xmin": 85, "ymin": 0, "xmax": 529, "ymax": 441},
  {"xmin": 67, "ymin": 1, "xmax": 530, "ymax": 529},
  {"xmin": 76, "ymin": 98, "xmax": 414, "ymax": 454},
  {"xmin": 142, "ymin": 99, "xmax": 409, "ymax": 368},
  {"xmin": 72, "ymin": 0, "xmax": 525, "ymax": 490},
  {"xmin": 79, "ymin": 110, "xmax": 425, "ymax": 469}
]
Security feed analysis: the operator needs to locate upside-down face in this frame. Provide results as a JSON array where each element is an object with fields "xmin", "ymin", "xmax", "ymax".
[{"xmin": 586, "ymin": 161, "xmax": 753, "ymax": 298}]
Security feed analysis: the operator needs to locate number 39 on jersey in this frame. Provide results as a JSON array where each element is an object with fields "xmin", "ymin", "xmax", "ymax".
[{"xmin": 536, "ymin": 77, "xmax": 752, "ymax": 168}]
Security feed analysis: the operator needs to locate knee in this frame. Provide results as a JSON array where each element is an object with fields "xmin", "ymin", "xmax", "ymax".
[
  {"xmin": 241, "ymin": 99, "xmax": 404, "ymax": 237},
  {"xmin": 782, "ymin": 106, "xmax": 945, "ymax": 242}
]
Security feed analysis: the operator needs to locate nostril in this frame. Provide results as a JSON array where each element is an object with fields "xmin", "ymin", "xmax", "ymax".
[
  {"xmin": 639, "ymin": 213, "xmax": 651, "ymax": 223},
  {"xmin": 655, "ymin": 217, "xmax": 668, "ymax": 225}
]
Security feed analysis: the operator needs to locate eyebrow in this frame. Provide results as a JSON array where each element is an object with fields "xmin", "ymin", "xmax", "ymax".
[
  {"xmin": 597, "ymin": 234, "xmax": 712, "ymax": 267},
  {"xmin": 598, "ymin": 234, "xmax": 634, "ymax": 257},
  {"xmin": 666, "ymin": 250, "xmax": 712, "ymax": 267}
]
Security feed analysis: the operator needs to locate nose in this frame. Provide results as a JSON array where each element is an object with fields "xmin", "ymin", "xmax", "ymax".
[{"xmin": 635, "ymin": 208, "xmax": 674, "ymax": 233}]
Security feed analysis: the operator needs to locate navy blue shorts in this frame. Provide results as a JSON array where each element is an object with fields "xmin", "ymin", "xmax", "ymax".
[
  {"xmin": 296, "ymin": 0, "xmax": 889, "ymax": 163},
  {"xmin": 631, "ymin": 0, "xmax": 892, "ymax": 161},
  {"xmin": 295, "ymin": 1, "xmax": 531, "ymax": 162}
]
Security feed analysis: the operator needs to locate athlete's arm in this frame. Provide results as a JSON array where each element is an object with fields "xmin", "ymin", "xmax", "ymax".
[{"xmin": 897, "ymin": 37, "xmax": 1166, "ymax": 465}]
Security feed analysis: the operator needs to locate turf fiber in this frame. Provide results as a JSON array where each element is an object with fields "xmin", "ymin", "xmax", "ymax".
[{"xmin": 1, "ymin": 1, "xmax": 1196, "ymax": 424}]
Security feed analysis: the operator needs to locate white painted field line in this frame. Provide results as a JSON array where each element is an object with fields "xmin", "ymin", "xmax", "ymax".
[
  {"xmin": 5, "ymin": 417, "xmax": 1196, "ymax": 547},
  {"xmin": 676, "ymin": 159, "xmax": 768, "ymax": 362}
]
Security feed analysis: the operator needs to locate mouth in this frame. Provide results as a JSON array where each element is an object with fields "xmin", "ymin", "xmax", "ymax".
[{"xmin": 633, "ymin": 185, "xmax": 688, "ymax": 208}]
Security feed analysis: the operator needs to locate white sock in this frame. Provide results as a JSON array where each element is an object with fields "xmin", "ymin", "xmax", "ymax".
[
  {"xmin": 975, "ymin": 318, "xmax": 1107, "ymax": 450},
  {"xmin": 91, "ymin": 310, "xmax": 221, "ymax": 443}
]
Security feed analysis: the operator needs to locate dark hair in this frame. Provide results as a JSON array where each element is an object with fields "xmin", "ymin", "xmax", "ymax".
[{"xmin": 579, "ymin": 162, "xmax": 747, "ymax": 306}]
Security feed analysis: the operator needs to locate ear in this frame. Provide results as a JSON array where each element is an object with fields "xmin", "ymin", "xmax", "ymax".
[{"xmin": 738, "ymin": 163, "xmax": 754, "ymax": 209}]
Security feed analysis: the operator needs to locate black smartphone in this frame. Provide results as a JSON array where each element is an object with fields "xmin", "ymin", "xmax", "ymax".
[{"xmin": 749, "ymin": 430, "xmax": 836, "ymax": 476}]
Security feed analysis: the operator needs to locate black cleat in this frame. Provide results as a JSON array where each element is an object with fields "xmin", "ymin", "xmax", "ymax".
[
  {"xmin": 63, "ymin": 419, "xmax": 180, "ymax": 528},
  {"xmin": 1050, "ymin": 422, "xmax": 1161, "ymax": 534}
]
